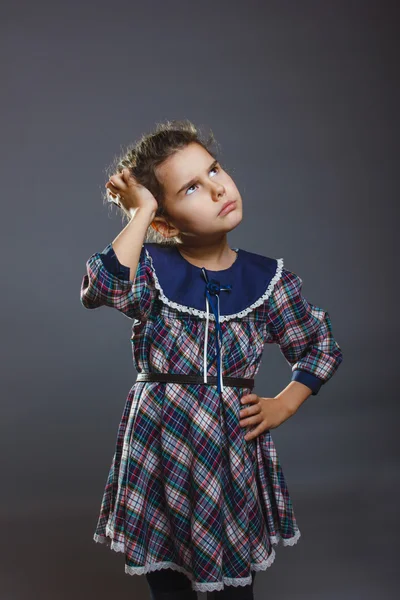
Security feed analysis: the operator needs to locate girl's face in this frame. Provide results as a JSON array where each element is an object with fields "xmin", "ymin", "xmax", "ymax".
[{"xmin": 153, "ymin": 142, "xmax": 243, "ymax": 243}]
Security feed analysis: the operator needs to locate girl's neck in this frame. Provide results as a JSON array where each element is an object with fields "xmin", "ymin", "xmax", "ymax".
[{"xmin": 177, "ymin": 243, "xmax": 237, "ymax": 271}]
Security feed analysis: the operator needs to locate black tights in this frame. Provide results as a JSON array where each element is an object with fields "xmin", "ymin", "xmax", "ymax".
[{"xmin": 145, "ymin": 568, "xmax": 257, "ymax": 600}]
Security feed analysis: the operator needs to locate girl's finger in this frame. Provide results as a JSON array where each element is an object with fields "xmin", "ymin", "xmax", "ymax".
[
  {"xmin": 241, "ymin": 394, "xmax": 258, "ymax": 405},
  {"xmin": 241, "ymin": 403, "xmax": 261, "ymax": 417},
  {"xmin": 106, "ymin": 181, "xmax": 121, "ymax": 194},
  {"xmin": 105, "ymin": 185, "xmax": 123, "ymax": 202},
  {"xmin": 106, "ymin": 189, "xmax": 120, "ymax": 202},
  {"xmin": 120, "ymin": 168, "xmax": 130, "ymax": 183},
  {"xmin": 108, "ymin": 174, "xmax": 127, "ymax": 191},
  {"xmin": 240, "ymin": 411, "xmax": 262, "ymax": 427},
  {"xmin": 245, "ymin": 423, "xmax": 264, "ymax": 441}
]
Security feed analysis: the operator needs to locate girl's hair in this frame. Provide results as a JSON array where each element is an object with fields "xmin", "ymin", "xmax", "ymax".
[{"xmin": 103, "ymin": 119, "xmax": 221, "ymax": 246}]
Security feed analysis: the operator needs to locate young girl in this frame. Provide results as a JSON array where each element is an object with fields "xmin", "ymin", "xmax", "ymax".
[{"xmin": 80, "ymin": 119, "xmax": 343, "ymax": 599}]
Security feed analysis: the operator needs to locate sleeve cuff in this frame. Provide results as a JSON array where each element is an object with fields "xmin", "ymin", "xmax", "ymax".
[
  {"xmin": 100, "ymin": 244, "xmax": 131, "ymax": 281},
  {"xmin": 291, "ymin": 369, "xmax": 324, "ymax": 396}
]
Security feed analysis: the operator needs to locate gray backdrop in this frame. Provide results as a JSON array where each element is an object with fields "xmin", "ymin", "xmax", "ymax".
[{"xmin": 2, "ymin": 0, "xmax": 398, "ymax": 598}]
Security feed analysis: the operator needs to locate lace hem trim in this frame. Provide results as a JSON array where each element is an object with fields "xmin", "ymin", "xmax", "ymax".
[
  {"xmin": 144, "ymin": 247, "xmax": 285, "ymax": 322},
  {"xmin": 93, "ymin": 526, "xmax": 300, "ymax": 592}
]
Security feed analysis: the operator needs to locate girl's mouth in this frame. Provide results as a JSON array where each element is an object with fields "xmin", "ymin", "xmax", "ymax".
[{"xmin": 218, "ymin": 201, "xmax": 237, "ymax": 216}]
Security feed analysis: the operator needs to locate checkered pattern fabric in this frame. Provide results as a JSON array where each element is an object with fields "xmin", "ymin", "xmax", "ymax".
[{"xmin": 80, "ymin": 243, "xmax": 342, "ymax": 593}]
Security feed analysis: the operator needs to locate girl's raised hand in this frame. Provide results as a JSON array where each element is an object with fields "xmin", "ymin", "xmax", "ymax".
[{"xmin": 106, "ymin": 168, "xmax": 158, "ymax": 217}]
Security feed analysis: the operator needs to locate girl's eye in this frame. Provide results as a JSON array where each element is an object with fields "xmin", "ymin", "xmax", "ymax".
[{"xmin": 186, "ymin": 166, "xmax": 219, "ymax": 195}]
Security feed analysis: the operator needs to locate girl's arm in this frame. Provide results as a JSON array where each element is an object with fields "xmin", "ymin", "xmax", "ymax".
[
  {"xmin": 265, "ymin": 268, "xmax": 343, "ymax": 397},
  {"xmin": 80, "ymin": 205, "xmax": 157, "ymax": 321},
  {"xmin": 111, "ymin": 205, "xmax": 156, "ymax": 282}
]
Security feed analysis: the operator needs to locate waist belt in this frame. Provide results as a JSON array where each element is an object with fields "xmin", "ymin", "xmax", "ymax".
[{"xmin": 136, "ymin": 372, "xmax": 254, "ymax": 390}]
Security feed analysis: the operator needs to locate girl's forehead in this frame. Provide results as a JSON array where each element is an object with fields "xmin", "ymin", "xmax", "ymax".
[
  {"xmin": 158, "ymin": 144, "xmax": 214, "ymax": 187},
  {"xmin": 169, "ymin": 144, "xmax": 212, "ymax": 171}
]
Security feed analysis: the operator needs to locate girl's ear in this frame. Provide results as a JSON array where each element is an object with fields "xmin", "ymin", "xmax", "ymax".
[{"xmin": 151, "ymin": 217, "xmax": 180, "ymax": 238}]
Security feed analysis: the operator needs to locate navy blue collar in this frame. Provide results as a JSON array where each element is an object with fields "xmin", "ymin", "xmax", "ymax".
[{"xmin": 144, "ymin": 243, "xmax": 283, "ymax": 320}]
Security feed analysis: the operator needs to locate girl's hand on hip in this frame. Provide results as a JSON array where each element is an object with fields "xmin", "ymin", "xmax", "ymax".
[{"xmin": 239, "ymin": 393, "xmax": 294, "ymax": 441}]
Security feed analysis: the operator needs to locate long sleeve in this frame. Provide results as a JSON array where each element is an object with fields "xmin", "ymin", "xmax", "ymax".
[
  {"xmin": 98, "ymin": 243, "xmax": 131, "ymax": 281},
  {"xmin": 265, "ymin": 268, "xmax": 343, "ymax": 395},
  {"xmin": 80, "ymin": 242, "xmax": 157, "ymax": 322}
]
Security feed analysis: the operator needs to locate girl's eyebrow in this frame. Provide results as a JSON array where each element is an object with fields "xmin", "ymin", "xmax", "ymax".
[{"xmin": 176, "ymin": 159, "xmax": 219, "ymax": 195}]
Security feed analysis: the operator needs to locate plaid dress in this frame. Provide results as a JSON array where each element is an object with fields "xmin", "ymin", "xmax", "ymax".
[{"xmin": 80, "ymin": 242, "xmax": 343, "ymax": 593}]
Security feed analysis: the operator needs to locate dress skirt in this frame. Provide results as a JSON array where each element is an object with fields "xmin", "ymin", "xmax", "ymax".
[{"xmin": 92, "ymin": 380, "xmax": 301, "ymax": 593}]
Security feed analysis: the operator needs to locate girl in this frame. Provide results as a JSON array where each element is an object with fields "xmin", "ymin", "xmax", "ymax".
[{"xmin": 80, "ymin": 119, "xmax": 343, "ymax": 599}]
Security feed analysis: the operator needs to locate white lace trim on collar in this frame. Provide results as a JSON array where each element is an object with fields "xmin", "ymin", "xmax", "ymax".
[{"xmin": 144, "ymin": 247, "xmax": 284, "ymax": 322}]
